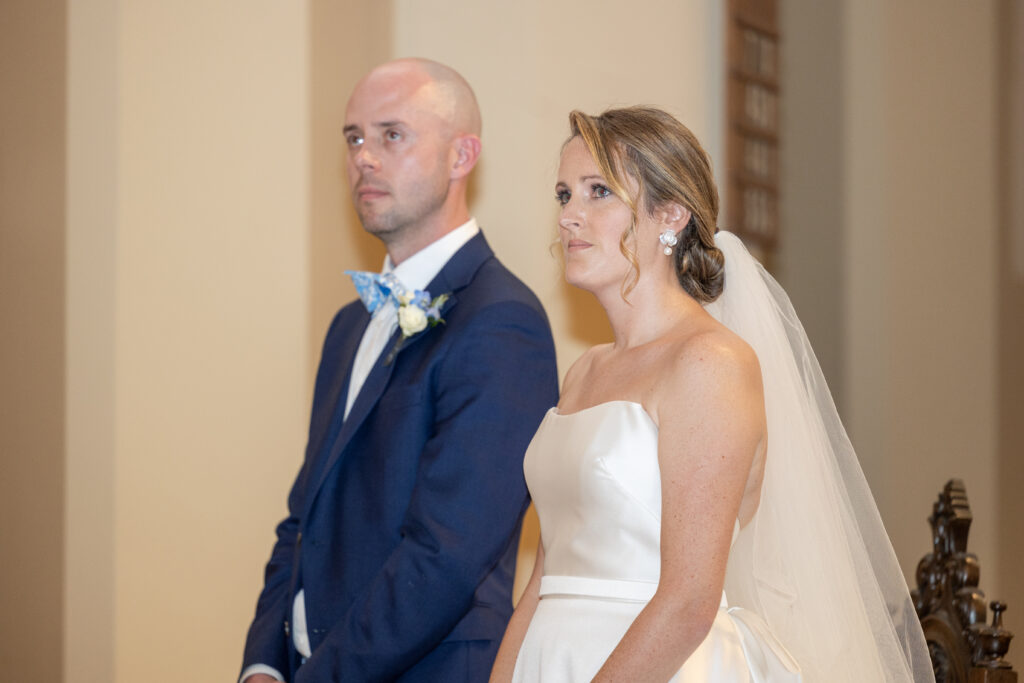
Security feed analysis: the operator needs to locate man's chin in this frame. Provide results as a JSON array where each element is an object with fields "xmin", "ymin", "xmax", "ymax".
[
  {"xmin": 359, "ymin": 216, "xmax": 402, "ymax": 240},
  {"xmin": 354, "ymin": 207, "xmax": 388, "ymax": 232}
]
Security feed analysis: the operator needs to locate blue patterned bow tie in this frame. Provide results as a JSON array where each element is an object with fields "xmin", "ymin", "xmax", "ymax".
[{"xmin": 345, "ymin": 270, "xmax": 408, "ymax": 314}]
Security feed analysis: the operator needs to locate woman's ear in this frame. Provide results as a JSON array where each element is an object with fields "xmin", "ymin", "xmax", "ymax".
[{"xmin": 657, "ymin": 202, "xmax": 691, "ymax": 229}]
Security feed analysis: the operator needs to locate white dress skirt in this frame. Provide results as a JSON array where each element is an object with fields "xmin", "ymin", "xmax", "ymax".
[{"xmin": 512, "ymin": 401, "xmax": 802, "ymax": 682}]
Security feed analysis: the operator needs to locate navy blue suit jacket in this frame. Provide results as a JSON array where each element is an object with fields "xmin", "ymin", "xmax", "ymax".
[{"xmin": 242, "ymin": 233, "xmax": 559, "ymax": 682}]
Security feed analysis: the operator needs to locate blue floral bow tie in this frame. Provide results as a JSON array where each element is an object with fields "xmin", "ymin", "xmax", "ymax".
[{"xmin": 345, "ymin": 270, "xmax": 407, "ymax": 314}]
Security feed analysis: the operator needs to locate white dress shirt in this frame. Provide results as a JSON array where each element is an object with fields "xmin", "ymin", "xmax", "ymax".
[{"xmin": 242, "ymin": 219, "xmax": 479, "ymax": 683}]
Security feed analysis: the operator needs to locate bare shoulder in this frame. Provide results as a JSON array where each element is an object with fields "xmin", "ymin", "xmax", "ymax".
[
  {"xmin": 653, "ymin": 323, "xmax": 763, "ymax": 419},
  {"xmin": 560, "ymin": 343, "xmax": 611, "ymax": 397},
  {"xmin": 671, "ymin": 324, "xmax": 760, "ymax": 385}
]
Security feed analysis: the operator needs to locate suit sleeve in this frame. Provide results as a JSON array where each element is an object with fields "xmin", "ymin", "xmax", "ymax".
[
  {"xmin": 239, "ymin": 466, "xmax": 302, "ymax": 676},
  {"xmin": 296, "ymin": 299, "xmax": 559, "ymax": 682},
  {"xmin": 240, "ymin": 310, "xmax": 349, "ymax": 678}
]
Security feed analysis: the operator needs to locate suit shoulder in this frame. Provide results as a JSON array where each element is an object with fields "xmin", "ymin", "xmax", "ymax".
[
  {"xmin": 326, "ymin": 299, "xmax": 367, "ymax": 327},
  {"xmin": 460, "ymin": 256, "xmax": 546, "ymax": 315},
  {"xmin": 320, "ymin": 299, "xmax": 367, "ymax": 343}
]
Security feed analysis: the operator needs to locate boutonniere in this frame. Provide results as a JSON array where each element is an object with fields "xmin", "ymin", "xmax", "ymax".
[{"xmin": 385, "ymin": 289, "xmax": 450, "ymax": 365}]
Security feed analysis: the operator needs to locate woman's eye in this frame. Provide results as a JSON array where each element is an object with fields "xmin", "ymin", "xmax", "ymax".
[
  {"xmin": 591, "ymin": 183, "xmax": 611, "ymax": 199},
  {"xmin": 555, "ymin": 189, "xmax": 570, "ymax": 206}
]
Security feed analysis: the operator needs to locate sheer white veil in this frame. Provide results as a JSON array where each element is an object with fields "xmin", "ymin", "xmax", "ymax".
[{"xmin": 706, "ymin": 231, "xmax": 934, "ymax": 682}]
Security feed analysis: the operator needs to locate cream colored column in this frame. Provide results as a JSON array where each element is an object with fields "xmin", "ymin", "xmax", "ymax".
[
  {"xmin": 777, "ymin": 0, "xmax": 845, "ymax": 402},
  {"xmin": 115, "ymin": 3, "xmax": 309, "ymax": 680},
  {"xmin": 67, "ymin": 2, "xmax": 311, "ymax": 681},
  {"xmin": 66, "ymin": 0, "xmax": 117, "ymax": 679},
  {"xmin": 843, "ymin": 0, "xmax": 1000, "ymax": 596}
]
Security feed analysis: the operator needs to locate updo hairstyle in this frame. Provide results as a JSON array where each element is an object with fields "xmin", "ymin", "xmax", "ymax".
[{"xmin": 568, "ymin": 107, "xmax": 724, "ymax": 303}]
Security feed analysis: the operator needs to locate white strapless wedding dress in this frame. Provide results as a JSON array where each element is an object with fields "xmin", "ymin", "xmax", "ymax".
[{"xmin": 512, "ymin": 401, "xmax": 802, "ymax": 682}]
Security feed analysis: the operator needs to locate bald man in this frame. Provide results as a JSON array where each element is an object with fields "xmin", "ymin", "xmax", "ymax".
[{"xmin": 240, "ymin": 59, "xmax": 558, "ymax": 682}]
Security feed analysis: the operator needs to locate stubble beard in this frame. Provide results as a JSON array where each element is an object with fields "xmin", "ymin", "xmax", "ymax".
[
  {"xmin": 356, "ymin": 204, "xmax": 404, "ymax": 241},
  {"xmin": 356, "ymin": 177, "xmax": 451, "ymax": 248}
]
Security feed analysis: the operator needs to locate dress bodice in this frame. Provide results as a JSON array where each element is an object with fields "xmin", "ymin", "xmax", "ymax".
[
  {"xmin": 518, "ymin": 401, "xmax": 803, "ymax": 681},
  {"xmin": 524, "ymin": 401, "xmax": 664, "ymax": 599}
]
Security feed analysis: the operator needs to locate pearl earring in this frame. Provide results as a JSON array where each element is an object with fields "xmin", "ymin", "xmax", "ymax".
[{"xmin": 659, "ymin": 229, "xmax": 679, "ymax": 255}]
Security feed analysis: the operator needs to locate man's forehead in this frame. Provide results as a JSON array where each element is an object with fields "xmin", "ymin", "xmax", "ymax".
[
  {"xmin": 366, "ymin": 60, "xmax": 432, "ymax": 86},
  {"xmin": 345, "ymin": 73, "xmax": 441, "ymax": 125}
]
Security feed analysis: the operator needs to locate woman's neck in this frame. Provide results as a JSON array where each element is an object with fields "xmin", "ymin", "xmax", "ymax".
[{"xmin": 594, "ymin": 269, "xmax": 704, "ymax": 350}]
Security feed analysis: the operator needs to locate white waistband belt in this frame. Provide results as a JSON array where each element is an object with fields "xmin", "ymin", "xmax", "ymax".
[{"xmin": 539, "ymin": 575, "xmax": 658, "ymax": 601}]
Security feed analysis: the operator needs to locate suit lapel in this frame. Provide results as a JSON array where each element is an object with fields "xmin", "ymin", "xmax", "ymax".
[
  {"xmin": 300, "ymin": 306, "xmax": 367, "ymax": 503},
  {"xmin": 305, "ymin": 232, "xmax": 495, "ymax": 515}
]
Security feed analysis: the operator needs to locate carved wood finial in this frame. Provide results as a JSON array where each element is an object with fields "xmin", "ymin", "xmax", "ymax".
[
  {"xmin": 974, "ymin": 602, "xmax": 1016, "ymax": 671},
  {"xmin": 914, "ymin": 479, "xmax": 1016, "ymax": 683}
]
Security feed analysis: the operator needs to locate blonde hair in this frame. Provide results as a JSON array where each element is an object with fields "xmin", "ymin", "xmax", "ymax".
[{"xmin": 568, "ymin": 107, "xmax": 724, "ymax": 302}]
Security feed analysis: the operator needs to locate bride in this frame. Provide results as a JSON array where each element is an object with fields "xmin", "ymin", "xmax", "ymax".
[{"xmin": 489, "ymin": 107, "xmax": 933, "ymax": 682}]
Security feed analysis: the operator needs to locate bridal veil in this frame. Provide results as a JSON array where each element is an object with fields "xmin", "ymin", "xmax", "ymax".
[{"xmin": 707, "ymin": 231, "xmax": 934, "ymax": 682}]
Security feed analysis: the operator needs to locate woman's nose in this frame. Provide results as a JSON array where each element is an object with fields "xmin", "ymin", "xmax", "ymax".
[{"xmin": 558, "ymin": 201, "xmax": 581, "ymax": 231}]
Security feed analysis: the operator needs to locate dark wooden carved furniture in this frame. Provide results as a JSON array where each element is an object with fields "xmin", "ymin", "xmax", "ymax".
[{"xmin": 914, "ymin": 479, "xmax": 1016, "ymax": 682}]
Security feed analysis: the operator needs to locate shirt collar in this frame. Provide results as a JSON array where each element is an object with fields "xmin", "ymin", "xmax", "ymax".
[{"xmin": 383, "ymin": 218, "xmax": 480, "ymax": 292}]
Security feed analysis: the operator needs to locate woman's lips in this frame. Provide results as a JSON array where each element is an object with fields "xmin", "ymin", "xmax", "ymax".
[{"xmin": 566, "ymin": 239, "xmax": 591, "ymax": 252}]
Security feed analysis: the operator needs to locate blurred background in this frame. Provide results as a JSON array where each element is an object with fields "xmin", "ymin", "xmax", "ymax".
[{"xmin": 2, "ymin": 0, "xmax": 1021, "ymax": 681}]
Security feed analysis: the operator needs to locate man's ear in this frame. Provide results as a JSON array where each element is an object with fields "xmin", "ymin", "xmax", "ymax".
[{"xmin": 450, "ymin": 134, "xmax": 482, "ymax": 180}]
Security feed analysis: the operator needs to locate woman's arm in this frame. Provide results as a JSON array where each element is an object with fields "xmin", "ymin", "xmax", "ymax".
[
  {"xmin": 489, "ymin": 539, "xmax": 546, "ymax": 683},
  {"xmin": 593, "ymin": 331, "xmax": 766, "ymax": 682}
]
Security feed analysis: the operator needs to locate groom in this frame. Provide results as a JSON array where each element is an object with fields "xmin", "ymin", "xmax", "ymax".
[{"xmin": 240, "ymin": 58, "xmax": 559, "ymax": 682}]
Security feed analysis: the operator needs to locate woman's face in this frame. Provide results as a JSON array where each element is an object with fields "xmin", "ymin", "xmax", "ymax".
[{"xmin": 555, "ymin": 137, "xmax": 637, "ymax": 292}]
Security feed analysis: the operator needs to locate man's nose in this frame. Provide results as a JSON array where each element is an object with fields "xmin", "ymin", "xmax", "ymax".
[{"xmin": 353, "ymin": 143, "xmax": 381, "ymax": 171}]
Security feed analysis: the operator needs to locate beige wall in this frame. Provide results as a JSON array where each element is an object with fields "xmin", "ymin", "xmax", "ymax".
[
  {"xmin": 0, "ymin": 1, "xmax": 67, "ymax": 681},
  {"xmin": 309, "ymin": 0, "xmax": 393, "ymax": 368},
  {"xmin": 65, "ymin": 2, "xmax": 313, "ymax": 681},
  {"xmin": 777, "ymin": 0, "xmax": 845, "ymax": 404},
  {"xmin": 114, "ymin": 3, "xmax": 309, "ymax": 680},
  {"xmin": 847, "ymin": 0, "xmax": 1002, "ymax": 600},
  {"xmin": 782, "ymin": 0, "xmax": 1018, "ymax": 632},
  {"xmin": 3, "ymin": 1, "xmax": 1019, "ymax": 681}
]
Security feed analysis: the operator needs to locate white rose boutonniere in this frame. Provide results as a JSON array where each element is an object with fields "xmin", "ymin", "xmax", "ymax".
[
  {"xmin": 385, "ymin": 289, "xmax": 450, "ymax": 364},
  {"xmin": 397, "ymin": 302, "xmax": 428, "ymax": 336}
]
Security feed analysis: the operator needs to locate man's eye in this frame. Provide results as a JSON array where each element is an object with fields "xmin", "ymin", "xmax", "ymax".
[
  {"xmin": 385, "ymin": 130, "xmax": 402, "ymax": 141},
  {"xmin": 346, "ymin": 134, "xmax": 364, "ymax": 146},
  {"xmin": 555, "ymin": 189, "xmax": 570, "ymax": 206},
  {"xmin": 592, "ymin": 183, "xmax": 611, "ymax": 199}
]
